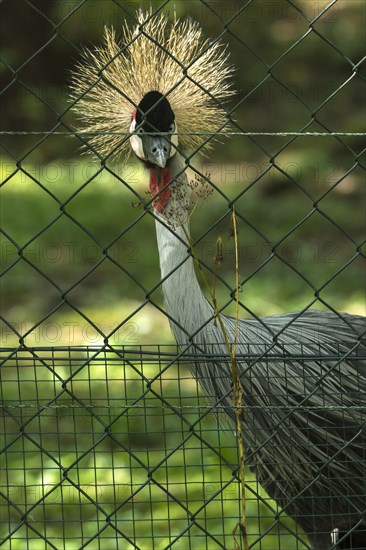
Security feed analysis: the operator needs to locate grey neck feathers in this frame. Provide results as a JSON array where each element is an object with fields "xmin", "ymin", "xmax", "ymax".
[{"xmin": 154, "ymin": 154, "xmax": 213, "ymax": 344}]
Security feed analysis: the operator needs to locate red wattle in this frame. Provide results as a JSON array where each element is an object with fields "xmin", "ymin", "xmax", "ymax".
[{"xmin": 149, "ymin": 168, "xmax": 171, "ymax": 213}]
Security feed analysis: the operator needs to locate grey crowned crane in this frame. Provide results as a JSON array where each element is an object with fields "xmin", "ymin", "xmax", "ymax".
[{"xmin": 70, "ymin": 10, "xmax": 366, "ymax": 549}]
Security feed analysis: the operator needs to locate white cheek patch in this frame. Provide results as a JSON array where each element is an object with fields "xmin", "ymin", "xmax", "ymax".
[
  {"xmin": 129, "ymin": 119, "xmax": 146, "ymax": 160},
  {"xmin": 169, "ymin": 122, "xmax": 178, "ymax": 158},
  {"xmin": 129, "ymin": 118, "xmax": 179, "ymax": 160}
]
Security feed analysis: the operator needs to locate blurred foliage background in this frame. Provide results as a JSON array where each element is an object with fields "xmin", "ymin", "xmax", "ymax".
[{"xmin": 0, "ymin": 0, "xmax": 365, "ymax": 548}]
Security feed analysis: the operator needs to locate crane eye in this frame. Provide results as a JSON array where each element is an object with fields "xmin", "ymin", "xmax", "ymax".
[
  {"xmin": 136, "ymin": 127, "xmax": 144, "ymax": 135},
  {"xmin": 169, "ymin": 123, "xmax": 175, "ymax": 133}
]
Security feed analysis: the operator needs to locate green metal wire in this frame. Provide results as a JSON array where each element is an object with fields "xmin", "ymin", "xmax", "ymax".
[{"xmin": 0, "ymin": 1, "xmax": 365, "ymax": 548}]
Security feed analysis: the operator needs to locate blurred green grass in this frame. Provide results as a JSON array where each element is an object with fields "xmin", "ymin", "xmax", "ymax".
[
  {"xmin": 1, "ymin": 149, "xmax": 363, "ymax": 548},
  {"xmin": 1, "ymin": 152, "xmax": 364, "ymax": 349}
]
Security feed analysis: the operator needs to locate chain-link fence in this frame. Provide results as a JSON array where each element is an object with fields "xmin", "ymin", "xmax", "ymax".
[{"xmin": 1, "ymin": 1, "xmax": 365, "ymax": 549}]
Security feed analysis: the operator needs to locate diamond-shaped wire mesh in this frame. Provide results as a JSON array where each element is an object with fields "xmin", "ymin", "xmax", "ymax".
[{"xmin": 1, "ymin": 1, "xmax": 365, "ymax": 549}]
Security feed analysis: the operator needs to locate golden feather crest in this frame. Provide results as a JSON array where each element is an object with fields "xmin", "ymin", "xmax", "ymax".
[{"xmin": 70, "ymin": 9, "xmax": 235, "ymax": 160}]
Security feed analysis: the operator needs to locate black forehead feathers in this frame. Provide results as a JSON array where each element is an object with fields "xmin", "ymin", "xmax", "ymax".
[{"xmin": 136, "ymin": 91, "xmax": 174, "ymax": 132}]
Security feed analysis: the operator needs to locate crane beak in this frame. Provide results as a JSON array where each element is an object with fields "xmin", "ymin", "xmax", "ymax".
[{"xmin": 142, "ymin": 135, "xmax": 171, "ymax": 168}]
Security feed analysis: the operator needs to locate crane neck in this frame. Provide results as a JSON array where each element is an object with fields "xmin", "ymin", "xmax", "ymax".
[{"xmin": 151, "ymin": 153, "xmax": 213, "ymax": 343}]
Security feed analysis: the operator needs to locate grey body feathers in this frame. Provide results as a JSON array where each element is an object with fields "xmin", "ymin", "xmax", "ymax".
[{"xmin": 155, "ymin": 166, "xmax": 366, "ymax": 549}]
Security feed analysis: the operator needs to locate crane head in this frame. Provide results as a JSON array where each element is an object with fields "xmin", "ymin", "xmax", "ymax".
[
  {"xmin": 69, "ymin": 9, "xmax": 235, "ymax": 164},
  {"xmin": 129, "ymin": 91, "xmax": 178, "ymax": 168}
]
